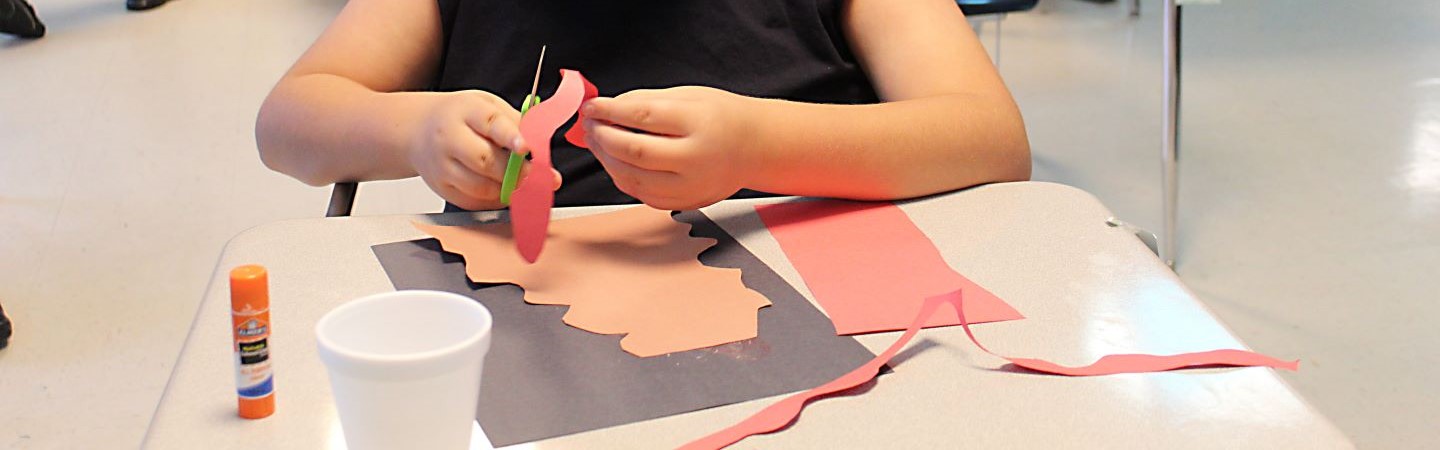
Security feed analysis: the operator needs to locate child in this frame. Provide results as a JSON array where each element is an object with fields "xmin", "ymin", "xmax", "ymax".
[{"xmin": 256, "ymin": 0, "xmax": 1030, "ymax": 212}]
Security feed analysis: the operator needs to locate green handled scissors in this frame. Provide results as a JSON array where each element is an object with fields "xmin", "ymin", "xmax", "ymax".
[{"xmin": 499, "ymin": 45, "xmax": 547, "ymax": 205}]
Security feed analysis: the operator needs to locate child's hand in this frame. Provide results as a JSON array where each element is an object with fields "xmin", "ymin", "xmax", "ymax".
[
  {"xmin": 580, "ymin": 86, "xmax": 759, "ymax": 211},
  {"xmin": 408, "ymin": 91, "xmax": 557, "ymax": 210}
]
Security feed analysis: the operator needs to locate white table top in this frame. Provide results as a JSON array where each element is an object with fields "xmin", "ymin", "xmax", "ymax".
[{"xmin": 142, "ymin": 182, "xmax": 1351, "ymax": 449}]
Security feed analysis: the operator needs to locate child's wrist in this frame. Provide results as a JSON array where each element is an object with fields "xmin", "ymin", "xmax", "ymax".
[
  {"xmin": 381, "ymin": 92, "xmax": 441, "ymax": 172},
  {"xmin": 732, "ymin": 96, "xmax": 775, "ymax": 190}
]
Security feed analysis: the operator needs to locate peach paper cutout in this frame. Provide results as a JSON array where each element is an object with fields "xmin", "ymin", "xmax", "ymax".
[{"xmin": 414, "ymin": 206, "xmax": 772, "ymax": 357}]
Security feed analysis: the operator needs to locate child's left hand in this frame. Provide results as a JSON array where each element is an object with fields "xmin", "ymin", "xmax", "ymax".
[{"xmin": 579, "ymin": 86, "xmax": 762, "ymax": 210}]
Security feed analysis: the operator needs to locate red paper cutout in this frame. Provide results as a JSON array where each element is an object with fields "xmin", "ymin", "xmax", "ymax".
[
  {"xmin": 681, "ymin": 290, "xmax": 1299, "ymax": 449},
  {"xmin": 512, "ymin": 69, "xmax": 598, "ymax": 263},
  {"xmin": 754, "ymin": 200, "xmax": 1023, "ymax": 335},
  {"xmin": 562, "ymin": 78, "xmax": 597, "ymax": 148}
]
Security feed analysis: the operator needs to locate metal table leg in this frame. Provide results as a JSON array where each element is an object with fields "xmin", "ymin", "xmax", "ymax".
[{"xmin": 1161, "ymin": 0, "xmax": 1180, "ymax": 267}]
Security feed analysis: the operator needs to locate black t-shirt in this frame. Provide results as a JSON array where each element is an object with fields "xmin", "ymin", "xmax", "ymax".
[{"xmin": 434, "ymin": 0, "xmax": 879, "ymax": 210}]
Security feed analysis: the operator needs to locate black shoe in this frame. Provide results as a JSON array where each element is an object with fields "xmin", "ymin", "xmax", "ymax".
[
  {"xmin": 0, "ymin": 0, "xmax": 45, "ymax": 39},
  {"xmin": 126, "ymin": 0, "xmax": 168, "ymax": 11},
  {"xmin": 0, "ymin": 301, "xmax": 12, "ymax": 350}
]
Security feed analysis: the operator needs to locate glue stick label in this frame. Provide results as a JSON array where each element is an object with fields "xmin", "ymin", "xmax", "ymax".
[{"xmin": 233, "ymin": 309, "xmax": 274, "ymax": 400}]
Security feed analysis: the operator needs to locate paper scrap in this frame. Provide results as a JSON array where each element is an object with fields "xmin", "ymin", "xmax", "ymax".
[
  {"xmin": 681, "ymin": 289, "xmax": 1299, "ymax": 449},
  {"xmin": 414, "ymin": 206, "xmax": 772, "ymax": 357},
  {"xmin": 678, "ymin": 290, "xmax": 959, "ymax": 450},
  {"xmin": 943, "ymin": 289, "xmax": 1299, "ymax": 375},
  {"xmin": 512, "ymin": 69, "xmax": 598, "ymax": 263},
  {"xmin": 754, "ymin": 200, "xmax": 1023, "ymax": 335}
]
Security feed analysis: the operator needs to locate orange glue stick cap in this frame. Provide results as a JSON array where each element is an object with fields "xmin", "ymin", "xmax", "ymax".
[{"xmin": 230, "ymin": 265, "xmax": 269, "ymax": 311}]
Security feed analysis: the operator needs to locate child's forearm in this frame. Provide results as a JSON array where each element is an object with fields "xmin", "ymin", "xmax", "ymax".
[
  {"xmin": 256, "ymin": 73, "xmax": 434, "ymax": 186},
  {"xmin": 743, "ymin": 92, "xmax": 1030, "ymax": 200}
]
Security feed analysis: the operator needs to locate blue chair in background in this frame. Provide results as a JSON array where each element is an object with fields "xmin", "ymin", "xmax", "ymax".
[{"xmin": 957, "ymin": 0, "xmax": 1040, "ymax": 16}]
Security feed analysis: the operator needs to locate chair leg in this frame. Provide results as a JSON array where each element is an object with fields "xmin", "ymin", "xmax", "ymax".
[
  {"xmin": 969, "ymin": 16, "xmax": 1003, "ymax": 66},
  {"xmin": 327, "ymin": 182, "xmax": 358, "ymax": 218},
  {"xmin": 994, "ymin": 13, "xmax": 1005, "ymax": 68},
  {"xmin": 1161, "ymin": 0, "xmax": 1179, "ymax": 267}
]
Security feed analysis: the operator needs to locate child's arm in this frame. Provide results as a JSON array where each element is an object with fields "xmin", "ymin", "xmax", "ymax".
[
  {"xmin": 255, "ymin": 0, "xmax": 532, "ymax": 211},
  {"xmin": 579, "ymin": 0, "xmax": 1029, "ymax": 210}
]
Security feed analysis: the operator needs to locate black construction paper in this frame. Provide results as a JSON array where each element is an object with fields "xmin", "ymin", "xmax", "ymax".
[{"xmin": 371, "ymin": 211, "xmax": 875, "ymax": 447}]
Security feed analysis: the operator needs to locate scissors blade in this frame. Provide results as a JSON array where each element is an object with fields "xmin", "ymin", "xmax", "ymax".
[
  {"xmin": 528, "ymin": 45, "xmax": 547, "ymax": 101},
  {"xmin": 501, "ymin": 45, "xmax": 549, "ymax": 206}
]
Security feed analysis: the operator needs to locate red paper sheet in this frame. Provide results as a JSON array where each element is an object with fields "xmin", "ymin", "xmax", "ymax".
[
  {"xmin": 512, "ymin": 69, "xmax": 598, "ymax": 263},
  {"xmin": 680, "ymin": 289, "xmax": 1299, "ymax": 449},
  {"xmin": 754, "ymin": 200, "xmax": 1023, "ymax": 335}
]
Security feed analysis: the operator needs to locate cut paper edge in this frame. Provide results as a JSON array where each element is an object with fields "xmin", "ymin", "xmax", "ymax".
[
  {"xmin": 563, "ymin": 75, "xmax": 599, "ymax": 148},
  {"xmin": 680, "ymin": 289, "xmax": 1298, "ymax": 449},
  {"xmin": 411, "ymin": 206, "xmax": 771, "ymax": 358}
]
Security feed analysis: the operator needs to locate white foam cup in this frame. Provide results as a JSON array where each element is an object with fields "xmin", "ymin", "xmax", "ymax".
[{"xmin": 316, "ymin": 290, "xmax": 493, "ymax": 450}]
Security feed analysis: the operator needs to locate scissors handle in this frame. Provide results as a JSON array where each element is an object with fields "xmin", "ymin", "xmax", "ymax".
[{"xmin": 500, "ymin": 94, "xmax": 543, "ymax": 205}]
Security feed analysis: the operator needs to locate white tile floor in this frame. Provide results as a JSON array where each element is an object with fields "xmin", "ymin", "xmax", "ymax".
[
  {"xmin": 1000, "ymin": 1, "xmax": 1440, "ymax": 448},
  {"xmin": 0, "ymin": 0, "xmax": 1434, "ymax": 448}
]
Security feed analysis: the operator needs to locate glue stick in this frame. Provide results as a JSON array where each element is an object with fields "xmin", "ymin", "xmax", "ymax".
[{"xmin": 230, "ymin": 264, "xmax": 275, "ymax": 419}]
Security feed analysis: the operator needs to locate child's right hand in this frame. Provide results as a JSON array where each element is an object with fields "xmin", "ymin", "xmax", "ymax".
[{"xmin": 408, "ymin": 91, "xmax": 552, "ymax": 210}]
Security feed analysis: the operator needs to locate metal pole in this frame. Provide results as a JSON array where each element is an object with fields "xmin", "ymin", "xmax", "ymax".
[
  {"xmin": 1161, "ymin": 0, "xmax": 1179, "ymax": 267},
  {"xmin": 995, "ymin": 14, "xmax": 1004, "ymax": 68}
]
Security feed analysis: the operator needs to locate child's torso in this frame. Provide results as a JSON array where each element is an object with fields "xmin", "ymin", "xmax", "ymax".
[{"xmin": 436, "ymin": 0, "xmax": 879, "ymax": 209}]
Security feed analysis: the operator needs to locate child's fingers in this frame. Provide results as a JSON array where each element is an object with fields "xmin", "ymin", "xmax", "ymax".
[
  {"xmin": 591, "ymin": 146, "xmax": 686, "ymax": 202},
  {"xmin": 437, "ymin": 180, "xmax": 501, "ymax": 211},
  {"xmin": 585, "ymin": 120, "xmax": 687, "ymax": 172},
  {"xmin": 461, "ymin": 102, "xmax": 525, "ymax": 156},
  {"xmin": 583, "ymin": 96, "xmax": 690, "ymax": 136},
  {"xmin": 443, "ymin": 158, "xmax": 503, "ymax": 201},
  {"xmin": 445, "ymin": 130, "xmax": 510, "ymax": 183},
  {"xmin": 432, "ymin": 182, "xmax": 476, "ymax": 209},
  {"xmin": 512, "ymin": 163, "xmax": 564, "ymax": 191}
]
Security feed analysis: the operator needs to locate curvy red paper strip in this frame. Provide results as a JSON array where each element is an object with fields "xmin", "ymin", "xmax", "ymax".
[
  {"xmin": 512, "ymin": 69, "xmax": 598, "ymax": 263},
  {"xmin": 1001, "ymin": 350, "xmax": 1299, "ymax": 376},
  {"xmin": 677, "ymin": 289, "xmax": 954, "ymax": 450},
  {"xmin": 681, "ymin": 290, "xmax": 1299, "ymax": 449},
  {"xmin": 754, "ymin": 200, "xmax": 1023, "ymax": 335},
  {"xmin": 943, "ymin": 291, "xmax": 1300, "ymax": 376}
]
